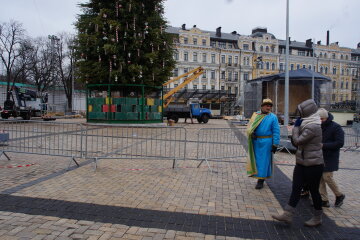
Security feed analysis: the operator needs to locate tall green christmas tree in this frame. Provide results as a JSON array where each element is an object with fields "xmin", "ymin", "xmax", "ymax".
[{"xmin": 75, "ymin": 0, "xmax": 175, "ymax": 86}]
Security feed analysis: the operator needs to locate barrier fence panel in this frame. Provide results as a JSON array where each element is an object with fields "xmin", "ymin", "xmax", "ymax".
[
  {"xmin": 83, "ymin": 124, "xmax": 187, "ymax": 169},
  {"xmin": 196, "ymin": 127, "xmax": 247, "ymax": 171},
  {"xmin": 0, "ymin": 120, "xmax": 83, "ymax": 166},
  {"xmin": 343, "ymin": 127, "xmax": 359, "ymax": 152}
]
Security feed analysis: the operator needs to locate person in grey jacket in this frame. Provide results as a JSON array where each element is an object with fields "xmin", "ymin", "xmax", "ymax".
[{"xmin": 272, "ymin": 99, "xmax": 324, "ymax": 227}]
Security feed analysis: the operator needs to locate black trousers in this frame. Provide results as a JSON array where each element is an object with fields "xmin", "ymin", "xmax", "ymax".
[{"xmin": 288, "ymin": 164, "xmax": 324, "ymax": 210}]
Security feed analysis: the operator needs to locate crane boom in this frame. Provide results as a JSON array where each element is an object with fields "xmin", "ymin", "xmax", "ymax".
[{"xmin": 163, "ymin": 66, "xmax": 204, "ymax": 107}]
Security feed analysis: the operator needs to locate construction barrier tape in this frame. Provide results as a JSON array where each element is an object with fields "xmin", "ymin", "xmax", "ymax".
[{"xmin": 0, "ymin": 163, "xmax": 35, "ymax": 169}]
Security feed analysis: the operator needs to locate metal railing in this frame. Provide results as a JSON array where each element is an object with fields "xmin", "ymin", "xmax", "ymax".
[
  {"xmin": 82, "ymin": 124, "xmax": 187, "ymax": 170},
  {"xmin": 343, "ymin": 127, "xmax": 360, "ymax": 152},
  {"xmin": 196, "ymin": 127, "xmax": 247, "ymax": 171},
  {"xmin": 0, "ymin": 120, "xmax": 83, "ymax": 167}
]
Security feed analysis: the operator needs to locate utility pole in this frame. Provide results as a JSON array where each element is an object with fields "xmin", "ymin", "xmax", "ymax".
[{"xmin": 284, "ymin": 0, "xmax": 290, "ymax": 126}]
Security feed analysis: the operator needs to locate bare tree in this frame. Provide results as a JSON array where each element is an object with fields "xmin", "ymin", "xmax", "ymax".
[
  {"xmin": 26, "ymin": 37, "xmax": 57, "ymax": 94},
  {"xmin": 0, "ymin": 20, "xmax": 26, "ymax": 100},
  {"xmin": 55, "ymin": 33, "xmax": 76, "ymax": 112}
]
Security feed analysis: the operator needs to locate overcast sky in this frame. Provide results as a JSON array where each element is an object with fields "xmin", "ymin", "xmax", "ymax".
[{"xmin": 1, "ymin": 0, "xmax": 359, "ymax": 48}]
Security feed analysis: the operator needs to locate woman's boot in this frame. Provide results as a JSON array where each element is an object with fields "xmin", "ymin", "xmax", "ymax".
[
  {"xmin": 304, "ymin": 210, "xmax": 322, "ymax": 227},
  {"xmin": 272, "ymin": 205, "xmax": 295, "ymax": 224}
]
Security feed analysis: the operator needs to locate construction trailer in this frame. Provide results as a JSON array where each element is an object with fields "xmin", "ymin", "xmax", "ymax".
[{"xmin": 244, "ymin": 68, "xmax": 332, "ymax": 120}]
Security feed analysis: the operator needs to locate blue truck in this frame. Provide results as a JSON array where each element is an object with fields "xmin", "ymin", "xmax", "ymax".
[{"xmin": 163, "ymin": 101, "xmax": 212, "ymax": 124}]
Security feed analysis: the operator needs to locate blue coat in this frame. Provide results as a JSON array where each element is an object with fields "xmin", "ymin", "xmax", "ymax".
[
  {"xmin": 252, "ymin": 112, "xmax": 280, "ymax": 178},
  {"xmin": 322, "ymin": 113, "xmax": 344, "ymax": 172}
]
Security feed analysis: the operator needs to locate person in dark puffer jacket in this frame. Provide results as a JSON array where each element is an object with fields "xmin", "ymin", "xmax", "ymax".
[
  {"xmin": 317, "ymin": 108, "xmax": 345, "ymax": 208},
  {"xmin": 272, "ymin": 99, "xmax": 324, "ymax": 227}
]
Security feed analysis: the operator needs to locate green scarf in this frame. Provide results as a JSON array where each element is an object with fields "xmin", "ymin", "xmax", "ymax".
[{"xmin": 246, "ymin": 112, "xmax": 266, "ymax": 176}]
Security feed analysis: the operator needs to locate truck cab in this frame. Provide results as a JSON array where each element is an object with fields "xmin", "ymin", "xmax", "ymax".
[{"xmin": 188, "ymin": 101, "xmax": 212, "ymax": 123}]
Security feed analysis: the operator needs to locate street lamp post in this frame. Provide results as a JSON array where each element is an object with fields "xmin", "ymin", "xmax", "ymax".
[{"xmin": 284, "ymin": 0, "xmax": 290, "ymax": 126}]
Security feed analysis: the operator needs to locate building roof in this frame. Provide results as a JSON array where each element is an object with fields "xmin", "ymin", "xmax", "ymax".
[
  {"xmin": 278, "ymin": 40, "xmax": 312, "ymax": 50},
  {"xmin": 251, "ymin": 68, "xmax": 331, "ymax": 82},
  {"xmin": 166, "ymin": 26, "xmax": 240, "ymax": 41}
]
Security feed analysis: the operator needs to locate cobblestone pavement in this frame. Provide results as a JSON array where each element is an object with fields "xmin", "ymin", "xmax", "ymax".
[{"xmin": 0, "ymin": 119, "xmax": 359, "ymax": 239}]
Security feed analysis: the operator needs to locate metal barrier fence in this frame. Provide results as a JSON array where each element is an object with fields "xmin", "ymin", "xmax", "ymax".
[
  {"xmin": 196, "ymin": 127, "xmax": 247, "ymax": 171},
  {"xmin": 82, "ymin": 124, "xmax": 187, "ymax": 170},
  {"xmin": 343, "ymin": 127, "xmax": 360, "ymax": 152},
  {"xmin": 0, "ymin": 120, "xmax": 83, "ymax": 167}
]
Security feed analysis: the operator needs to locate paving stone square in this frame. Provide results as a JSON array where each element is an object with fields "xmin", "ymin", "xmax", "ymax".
[{"xmin": 0, "ymin": 119, "xmax": 359, "ymax": 239}]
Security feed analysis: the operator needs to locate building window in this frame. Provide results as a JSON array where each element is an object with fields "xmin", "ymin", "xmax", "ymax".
[
  {"xmin": 211, "ymin": 85, "xmax": 215, "ymax": 90},
  {"xmin": 211, "ymin": 70, "xmax": 215, "ymax": 79},
  {"xmin": 244, "ymin": 73, "xmax": 249, "ymax": 80},
  {"xmin": 341, "ymin": 81, "xmax": 344, "ymax": 89},
  {"xmin": 228, "ymin": 71, "xmax": 232, "ymax": 81},
  {"xmin": 246, "ymin": 57, "xmax": 250, "ymax": 65},
  {"xmin": 291, "ymin": 64, "xmax": 294, "ymax": 70},
  {"xmin": 332, "ymin": 94, "xmax": 336, "ymax": 101},
  {"xmin": 272, "ymin": 63, "xmax": 275, "ymax": 70},
  {"xmin": 228, "ymin": 56, "xmax": 232, "ymax": 65},
  {"xmin": 243, "ymin": 44, "xmax": 249, "ymax": 50},
  {"xmin": 221, "ymin": 55, "xmax": 225, "ymax": 64},
  {"xmin": 260, "ymin": 45, "xmax": 264, "ymax": 52},
  {"xmin": 234, "ymin": 72, "xmax": 239, "ymax": 80},
  {"xmin": 325, "ymin": 67, "xmax": 328, "ymax": 74},
  {"xmin": 184, "ymin": 52, "xmax": 188, "ymax": 61},
  {"xmin": 202, "ymin": 39, "xmax": 206, "ymax": 46},
  {"xmin": 221, "ymin": 71, "xmax": 225, "ymax": 79},
  {"xmin": 193, "ymin": 38, "xmax": 197, "ymax": 45},
  {"xmin": 332, "ymin": 81, "xmax": 336, "ymax": 88},
  {"xmin": 345, "ymin": 55, "xmax": 348, "ymax": 60},
  {"xmin": 202, "ymin": 85, "xmax": 206, "ymax": 90},
  {"xmin": 346, "ymin": 82, "xmax": 349, "ymax": 89},
  {"xmin": 266, "ymin": 62, "xmax": 270, "ymax": 70},
  {"xmin": 173, "ymin": 68, "xmax": 178, "ymax": 77},
  {"xmin": 228, "ymin": 43, "xmax": 233, "ymax": 49},
  {"xmin": 298, "ymin": 51, "xmax": 305, "ymax": 56},
  {"xmin": 308, "ymin": 65, "xmax": 312, "ymax": 70},
  {"xmin": 320, "ymin": 66, "xmax": 323, "ymax": 73},
  {"xmin": 193, "ymin": 85, "xmax": 197, "ymax": 89},
  {"xmin": 235, "ymin": 87, "xmax": 238, "ymax": 95},
  {"xmin": 302, "ymin": 65, "xmax": 306, "ymax": 69},
  {"xmin": 324, "ymin": 53, "xmax": 327, "ymax": 58},
  {"xmin": 341, "ymin": 54, "xmax": 343, "ymax": 60},
  {"xmin": 266, "ymin": 46, "xmax": 269, "ymax": 52},
  {"xmin": 297, "ymin": 64, "xmax": 300, "ymax": 70},
  {"xmin": 184, "ymin": 37, "xmax": 188, "ymax": 44},
  {"xmin": 219, "ymin": 42, "xmax": 226, "ymax": 48},
  {"xmin": 221, "ymin": 86, "xmax": 225, "ymax": 90},
  {"xmin": 202, "ymin": 53, "xmax": 207, "ymax": 63},
  {"xmin": 234, "ymin": 56, "xmax": 239, "ymax": 64},
  {"xmin": 202, "ymin": 70, "xmax": 206, "ymax": 79},
  {"xmin": 211, "ymin": 54, "xmax": 216, "ymax": 63},
  {"xmin": 333, "ymin": 67, "xmax": 337, "ymax": 75},
  {"xmin": 228, "ymin": 86, "xmax": 232, "ymax": 93},
  {"xmin": 280, "ymin": 63, "xmax": 284, "ymax": 71},
  {"xmin": 211, "ymin": 41, "xmax": 216, "ymax": 47},
  {"xmin": 174, "ymin": 52, "xmax": 179, "ymax": 60},
  {"xmin": 332, "ymin": 53, "xmax": 336, "ymax": 59},
  {"xmin": 341, "ymin": 68, "xmax": 344, "ymax": 75},
  {"xmin": 193, "ymin": 52, "xmax": 198, "ymax": 62},
  {"xmin": 271, "ymin": 46, "xmax": 275, "ymax": 53}
]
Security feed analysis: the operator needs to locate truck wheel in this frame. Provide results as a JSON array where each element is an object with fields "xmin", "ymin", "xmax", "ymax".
[
  {"xmin": 197, "ymin": 118, "xmax": 202, "ymax": 123},
  {"xmin": 170, "ymin": 115, "xmax": 179, "ymax": 123},
  {"xmin": 22, "ymin": 113, "xmax": 31, "ymax": 120},
  {"xmin": 201, "ymin": 114, "xmax": 209, "ymax": 124},
  {"xmin": 1, "ymin": 113, "xmax": 9, "ymax": 119}
]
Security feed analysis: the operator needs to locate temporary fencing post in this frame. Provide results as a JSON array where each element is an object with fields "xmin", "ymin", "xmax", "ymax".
[{"xmin": 0, "ymin": 151, "xmax": 11, "ymax": 161}]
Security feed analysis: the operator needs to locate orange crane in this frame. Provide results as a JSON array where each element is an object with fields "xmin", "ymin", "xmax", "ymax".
[{"xmin": 162, "ymin": 66, "xmax": 204, "ymax": 107}]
